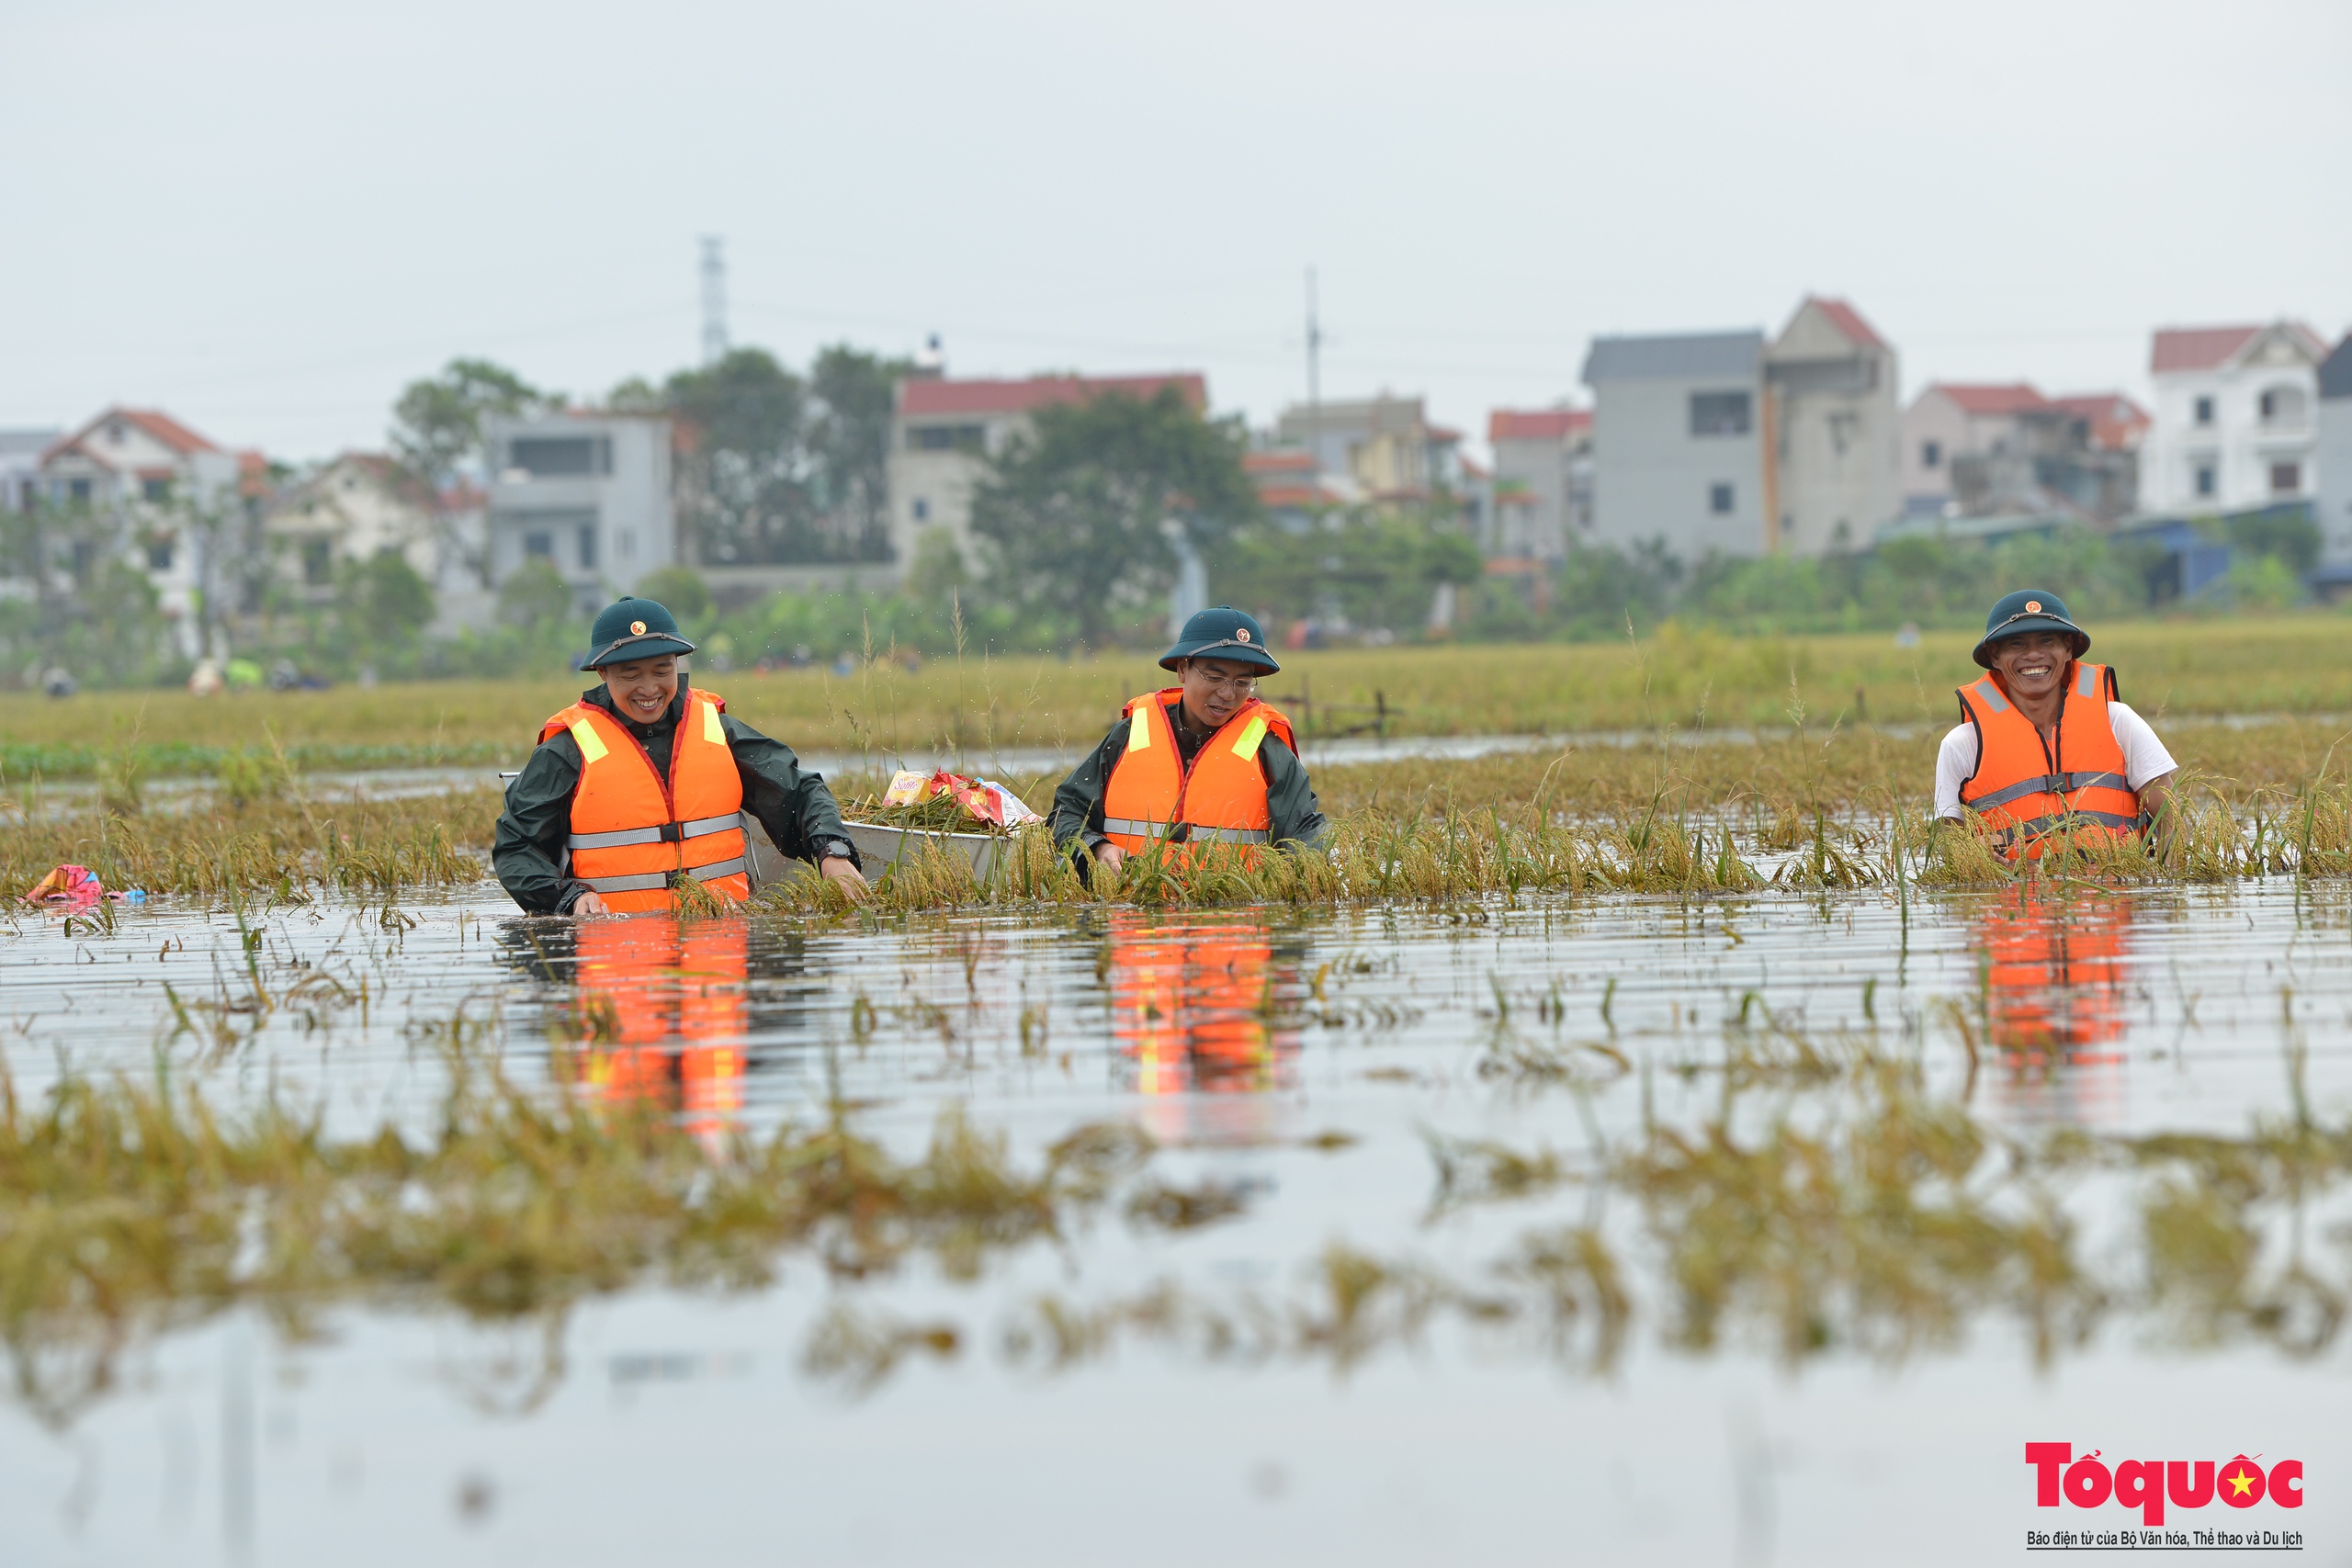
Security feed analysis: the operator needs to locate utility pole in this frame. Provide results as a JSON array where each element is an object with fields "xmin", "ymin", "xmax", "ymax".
[
  {"xmin": 700, "ymin": 236, "xmax": 729, "ymax": 365},
  {"xmin": 1305, "ymin": 266, "xmax": 1322, "ymax": 472}
]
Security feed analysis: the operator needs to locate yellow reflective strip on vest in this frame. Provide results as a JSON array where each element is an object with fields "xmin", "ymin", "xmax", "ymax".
[
  {"xmin": 1230, "ymin": 713, "xmax": 1269, "ymax": 761},
  {"xmin": 701, "ymin": 697, "xmax": 725, "ymax": 745},
  {"xmin": 569, "ymin": 716, "xmax": 609, "ymax": 763},
  {"xmin": 1126, "ymin": 706, "xmax": 1152, "ymax": 753}
]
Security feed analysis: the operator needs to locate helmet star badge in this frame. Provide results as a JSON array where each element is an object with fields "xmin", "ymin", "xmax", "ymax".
[
  {"xmin": 2024, "ymin": 601, "xmax": 2041, "ymax": 615},
  {"xmin": 629, "ymin": 619, "xmax": 648, "ymax": 635},
  {"xmin": 1236, "ymin": 627, "xmax": 1250, "ymax": 642}
]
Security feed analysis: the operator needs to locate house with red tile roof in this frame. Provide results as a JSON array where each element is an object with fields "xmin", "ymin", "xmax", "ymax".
[
  {"xmin": 1486, "ymin": 406, "xmax": 1591, "ymax": 563},
  {"xmin": 886, "ymin": 369, "xmax": 1209, "ymax": 570},
  {"xmin": 264, "ymin": 453, "xmax": 491, "ymax": 618},
  {"xmin": 1900, "ymin": 383, "xmax": 2150, "ymax": 522},
  {"xmin": 35, "ymin": 407, "xmax": 262, "ymax": 656},
  {"xmin": 2144, "ymin": 321, "xmax": 2328, "ymax": 514},
  {"xmin": 1763, "ymin": 297, "xmax": 1900, "ymax": 553}
]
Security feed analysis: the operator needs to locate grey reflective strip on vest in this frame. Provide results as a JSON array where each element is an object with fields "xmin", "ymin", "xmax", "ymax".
[
  {"xmin": 579, "ymin": 870, "xmax": 669, "ymax": 893},
  {"xmin": 568, "ymin": 814, "xmax": 743, "ymax": 851},
  {"xmin": 579, "ymin": 856, "xmax": 750, "ymax": 895},
  {"xmin": 568, "ymin": 825, "xmax": 664, "ymax": 850},
  {"xmin": 1102, "ymin": 818, "xmax": 1267, "ymax": 845},
  {"xmin": 1964, "ymin": 771, "xmax": 2134, "ymax": 811},
  {"xmin": 1984, "ymin": 809, "xmax": 2146, "ymax": 848}
]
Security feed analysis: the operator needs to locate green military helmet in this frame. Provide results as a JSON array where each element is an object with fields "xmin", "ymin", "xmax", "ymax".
[
  {"xmin": 1972, "ymin": 589, "xmax": 2089, "ymax": 671},
  {"xmin": 585, "ymin": 597, "xmax": 697, "ymax": 670},
  {"xmin": 1160, "ymin": 605, "xmax": 1280, "ymax": 674}
]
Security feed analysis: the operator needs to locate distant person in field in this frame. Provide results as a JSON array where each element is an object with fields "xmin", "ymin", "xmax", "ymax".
[
  {"xmin": 1052, "ymin": 606, "xmax": 1328, "ymax": 878},
  {"xmin": 1938, "ymin": 589, "xmax": 2177, "ymax": 858},
  {"xmin": 493, "ymin": 596, "xmax": 867, "ymax": 915}
]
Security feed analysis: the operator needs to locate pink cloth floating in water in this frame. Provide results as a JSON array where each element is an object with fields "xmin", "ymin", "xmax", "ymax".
[{"xmin": 23, "ymin": 863, "xmax": 107, "ymax": 908}]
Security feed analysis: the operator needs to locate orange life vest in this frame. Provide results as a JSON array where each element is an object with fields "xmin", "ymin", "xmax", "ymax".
[
  {"xmin": 538, "ymin": 687, "xmax": 751, "ymax": 913},
  {"xmin": 1976, "ymin": 887, "xmax": 2130, "ymax": 1064},
  {"xmin": 1956, "ymin": 661, "xmax": 2143, "ymax": 859},
  {"xmin": 1109, "ymin": 915, "xmax": 1289, "ymax": 1096},
  {"xmin": 571, "ymin": 917, "xmax": 748, "ymax": 1144},
  {"xmin": 1101, "ymin": 690, "xmax": 1295, "ymax": 861}
]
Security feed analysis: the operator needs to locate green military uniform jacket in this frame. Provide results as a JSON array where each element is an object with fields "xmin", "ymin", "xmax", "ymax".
[
  {"xmin": 1050, "ymin": 699, "xmax": 1329, "ymax": 860},
  {"xmin": 492, "ymin": 684, "xmax": 855, "ymax": 914}
]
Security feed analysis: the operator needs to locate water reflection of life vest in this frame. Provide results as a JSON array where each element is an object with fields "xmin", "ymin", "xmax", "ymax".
[
  {"xmin": 570, "ymin": 915, "xmax": 749, "ymax": 1133},
  {"xmin": 1107, "ymin": 916, "xmax": 1295, "ymax": 1095},
  {"xmin": 1976, "ymin": 889, "xmax": 2132, "ymax": 1064}
]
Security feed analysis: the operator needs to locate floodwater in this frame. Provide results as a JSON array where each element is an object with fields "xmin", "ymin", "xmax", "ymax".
[{"xmin": 4, "ymin": 877, "xmax": 2348, "ymax": 1565}]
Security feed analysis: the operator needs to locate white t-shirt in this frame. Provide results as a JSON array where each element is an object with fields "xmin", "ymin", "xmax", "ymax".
[{"xmin": 1933, "ymin": 701, "xmax": 2177, "ymax": 821}]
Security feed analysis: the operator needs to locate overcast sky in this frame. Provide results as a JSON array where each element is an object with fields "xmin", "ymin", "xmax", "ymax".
[{"xmin": 4, "ymin": 0, "xmax": 2346, "ymax": 462}]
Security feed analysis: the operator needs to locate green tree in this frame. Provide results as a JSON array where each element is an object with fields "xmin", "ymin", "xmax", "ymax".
[
  {"xmin": 660, "ymin": 348, "xmax": 810, "ymax": 566},
  {"xmin": 336, "ymin": 551, "xmax": 436, "ymax": 657},
  {"xmin": 968, "ymin": 389, "xmax": 1260, "ymax": 649},
  {"xmin": 390, "ymin": 359, "xmax": 549, "ymax": 484},
  {"xmin": 807, "ymin": 345, "xmax": 910, "ymax": 558},
  {"xmin": 498, "ymin": 558, "xmax": 576, "ymax": 629},
  {"xmin": 1226, "ymin": 509, "xmax": 1481, "ymax": 637},
  {"xmin": 633, "ymin": 564, "xmax": 713, "ymax": 623}
]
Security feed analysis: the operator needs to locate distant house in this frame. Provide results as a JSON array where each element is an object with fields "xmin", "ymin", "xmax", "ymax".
[
  {"xmin": 1900, "ymin": 383, "xmax": 2148, "ymax": 523},
  {"xmin": 2143, "ymin": 321, "xmax": 2328, "ymax": 513},
  {"xmin": 264, "ymin": 454, "xmax": 486, "ymax": 616},
  {"xmin": 0, "ymin": 429, "xmax": 61, "ymax": 513},
  {"xmin": 1581, "ymin": 330, "xmax": 1767, "ymax": 559},
  {"xmin": 1272, "ymin": 394, "xmax": 1464, "ymax": 505},
  {"xmin": 481, "ymin": 412, "xmax": 674, "ymax": 614},
  {"xmin": 1764, "ymin": 297, "xmax": 1900, "ymax": 554},
  {"xmin": 35, "ymin": 408, "xmax": 265, "ymax": 656},
  {"xmin": 1486, "ymin": 408, "xmax": 1591, "ymax": 565},
  {"xmin": 2317, "ymin": 335, "xmax": 2352, "ymax": 579},
  {"xmin": 1242, "ymin": 448, "xmax": 1350, "ymax": 529},
  {"xmin": 888, "ymin": 372, "xmax": 1209, "ymax": 570}
]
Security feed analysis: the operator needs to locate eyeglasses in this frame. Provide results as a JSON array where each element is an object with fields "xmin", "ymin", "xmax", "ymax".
[{"xmin": 1186, "ymin": 670, "xmax": 1257, "ymax": 698}]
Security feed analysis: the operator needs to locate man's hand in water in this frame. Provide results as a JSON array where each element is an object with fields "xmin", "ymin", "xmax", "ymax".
[
  {"xmin": 1092, "ymin": 842, "xmax": 1125, "ymax": 874},
  {"xmin": 571, "ymin": 891, "xmax": 609, "ymax": 917},
  {"xmin": 821, "ymin": 854, "xmax": 870, "ymax": 900}
]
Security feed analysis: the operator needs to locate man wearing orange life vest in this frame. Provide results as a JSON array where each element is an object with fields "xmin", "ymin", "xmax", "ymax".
[
  {"xmin": 492, "ymin": 595, "xmax": 867, "ymax": 914},
  {"xmin": 1936, "ymin": 589, "xmax": 2177, "ymax": 858},
  {"xmin": 1051, "ymin": 605, "xmax": 1327, "ymax": 875}
]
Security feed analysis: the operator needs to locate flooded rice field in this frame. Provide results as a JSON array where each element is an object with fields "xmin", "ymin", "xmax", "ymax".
[{"xmin": 5, "ymin": 879, "xmax": 2348, "ymax": 1564}]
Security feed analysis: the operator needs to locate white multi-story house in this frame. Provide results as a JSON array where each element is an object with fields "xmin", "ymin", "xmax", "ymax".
[
  {"xmin": 264, "ymin": 454, "xmax": 491, "ymax": 626},
  {"xmin": 35, "ymin": 407, "xmax": 263, "ymax": 656},
  {"xmin": 2143, "ymin": 321, "xmax": 2328, "ymax": 514},
  {"xmin": 887, "ymin": 371, "xmax": 1207, "ymax": 570},
  {"xmin": 1764, "ymin": 297, "xmax": 1901, "ymax": 554},
  {"xmin": 481, "ymin": 412, "xmax": 674, "ymax": 615}
]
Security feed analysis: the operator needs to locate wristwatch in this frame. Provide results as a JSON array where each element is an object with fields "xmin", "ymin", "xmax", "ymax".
[{"xmin": 815, "ymin": 836, "xmax": 857, "ymax": 866}]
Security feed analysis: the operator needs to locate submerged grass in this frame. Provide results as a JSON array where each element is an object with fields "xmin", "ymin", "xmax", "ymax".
[
  {"xmin": 0, "ymin": 787, "xmax": 496, "ymax": 898},
  {"xmin": 11, "ymin": 615, "xmax": 2352, "ymax": 774},
  {"xmin": 0, "ymin": 1037, "xmax": 1192, "ymax": 1427},
  {"xmin": 16, "ymin": 706, "xmax": 2352, "ymax": 907}
]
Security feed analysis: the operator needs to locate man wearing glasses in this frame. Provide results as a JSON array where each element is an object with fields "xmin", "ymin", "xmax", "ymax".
[{"xmin": 1051, "ymin": 605, "xmax": 1328, "ymax": 876}]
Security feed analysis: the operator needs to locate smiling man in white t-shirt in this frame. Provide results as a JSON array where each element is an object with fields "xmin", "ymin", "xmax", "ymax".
[{"xmin": 1936, "ymin": 590, "xmax": 2177, "ymax": 855}]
